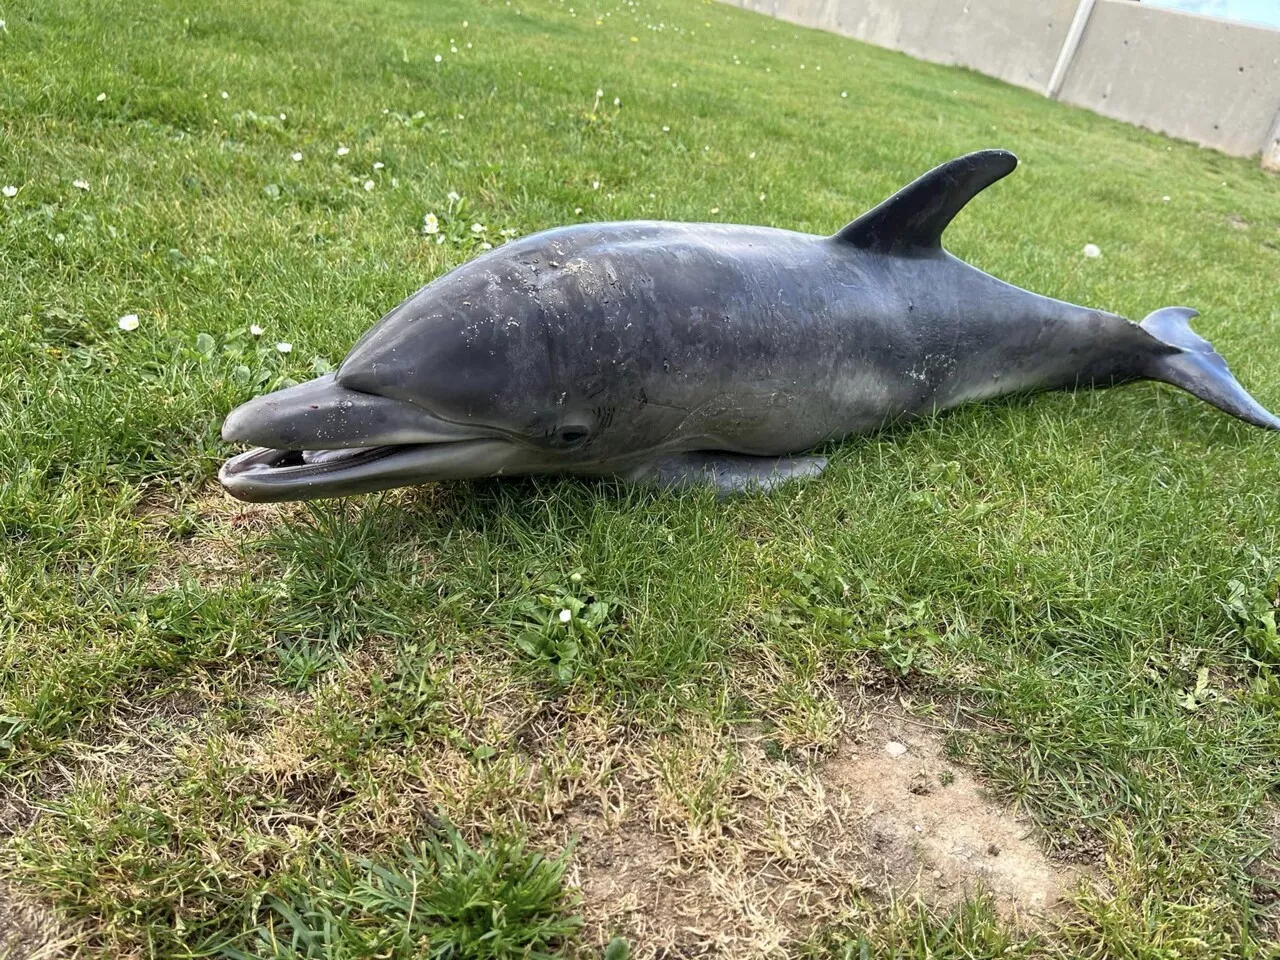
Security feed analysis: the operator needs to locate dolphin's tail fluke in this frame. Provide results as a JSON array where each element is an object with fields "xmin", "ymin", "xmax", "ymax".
[{"xmin": 1139, "ymin": 307, "xmax": 1280, "ymax": 430}]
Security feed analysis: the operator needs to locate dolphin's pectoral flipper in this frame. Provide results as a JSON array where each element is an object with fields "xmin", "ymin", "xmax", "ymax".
[
  {"xmin": 833, "ymin": 149, "xmax": 1018, "ymax": 255},
  {"xmin": 1137, "ymin": 307, "xmax": 1280, "ymax": 430},
  {"xmin": 628, "ymin": 452, "xmax": 828, "ymax": 496}
]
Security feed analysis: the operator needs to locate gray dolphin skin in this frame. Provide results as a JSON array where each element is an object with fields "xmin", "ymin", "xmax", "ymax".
[{"xmin": 219, "ymin": 149, "xmax": 1279, "ymax": 503}]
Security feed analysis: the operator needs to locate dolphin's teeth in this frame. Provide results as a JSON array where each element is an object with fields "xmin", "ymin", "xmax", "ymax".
[{"xmin": 302, "ymin": 447, "xmax": 371, "ymax": 465}]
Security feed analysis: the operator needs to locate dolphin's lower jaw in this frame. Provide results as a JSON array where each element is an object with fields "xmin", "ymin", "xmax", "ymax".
[{"xmin": 218, "ymin": 438, "xmax": 526, "ymax": 502}]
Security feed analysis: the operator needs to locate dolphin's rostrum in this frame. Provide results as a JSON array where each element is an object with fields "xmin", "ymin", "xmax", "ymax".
[{"xmin": 219, "ymin": 149, "xmax": 1278, "ymax": 502}]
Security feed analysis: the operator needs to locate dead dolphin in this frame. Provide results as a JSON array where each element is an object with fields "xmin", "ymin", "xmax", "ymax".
[{"xmin": 219, "ymin": 149, "xmax": 1278, "ymax": 502}]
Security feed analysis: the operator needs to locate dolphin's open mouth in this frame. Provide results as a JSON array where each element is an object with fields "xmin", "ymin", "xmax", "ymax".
[
  {"xmin": 217, "ymin": 373, "xmax": 531, "ymax": 502},
  {"xmin": 218, "ymin": 439, "xmax": 521, "ymax": 502},
  {"xmin": 226, "ymin": 443, "xmax": 412, "ymax": 475}
]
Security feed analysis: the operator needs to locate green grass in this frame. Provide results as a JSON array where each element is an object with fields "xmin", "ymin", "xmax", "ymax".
[
  {"xmin": 2, "ymin": 0, "xmax": 1280, "ymax": 956},
  {"xmin": 231, "ymin": 827, "xmax": 580, "ymax": 959}
]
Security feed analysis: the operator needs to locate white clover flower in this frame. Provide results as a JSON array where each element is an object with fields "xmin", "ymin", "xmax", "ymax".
[
  {"xmin": 279, "ymin": 113, "xmax": 286, "ymax": 120},
  {"xmin": 73, "ymin": 179, "xmax": 90, "ymax": 191},
  {"xmin": 1162, "ymin": 195, "xmax": 1171, "ymax": 202},
  {"xmin": 336, "ymin": 145, "xmax": 350, "ymax": 156},
  {"xmin": 291, "ymin": 151, "xmax": 303, "ymax": 162},
  {"xmin": 1082, "ymin": 243, "xmax": 1101, "ymax": 259},
  {"xmin": 841, "ymin": 91, "xmax": 848, "ymax": 98},
  {"xmin": 372, "ymin": 161, "xmax": 384, "ymax": 170},
  {"xmin": 363, "ymin": 179, "xmax": 375, "ymax": 191},
  {"xmin": 613, "ymin": 97, "xmax": 621, "ymax": 106},
  {"xmin": 470, "ymin": 222, "xmax": 485, "ymax": 234},
  {"xmin": 276, "ymin": 341, "xmax": 293, "ymax": 353},
  {"xmin": 434, "ymin": 54, "xmax": 443, "ymax": 63},
  {"xmin": 500, "ymin": 228, "xmax": 517, "ymax": 238},
  {"xmin": 558, "ymin": 608, "xmax": 572, "ymax": 623},
  {"xmin": 447, "ymin": 190, "xmax": 460, "ymax": 202},
  {"xmin": 661, "ymin": 125, "xmax": 670, "ymax": 132},
  {"xmin": 422, "ymin": 212, "xmax": 440, "ymax": 235},
  {"xmin": 435, "ymin": 234, "xmax": 445, "ymax": 245},
  {"xmin": 117, "ymin": 314, "xmax": 140, "ymax": 331},
  {"xmin": 574, "ymin": 206, "xmax": 583, "ymax": 215},
  {"xmin": 710, "ymin": 206, "xmax": 720, "ymax": 214},
  {"xmin": 0, "ymin": 19, "xmax": 7, "ymax": 31},
  {"xmin": 570, "ymin": 571, "xmax": 583, "ymax": 583},
  {"xmin": 480, "ymin": 241, "xmax": 492, "ymax": 250},
  {"xmin": 250, "ymin": 324, "xmax": 264, "ymax": 336},
  {"xmin": 749, "ymin": 151, "xmax": 756, "ymax": 159},
  {"xmin": 2, "ymin": 185, "xmax": 16, "ymax": 198},
  {"xmin": 96, "ymin": 92, "xmax": 106, "ymax": 102},
  {"xmin": 759, "ymin": 192, "xmax": 766, "ymax": 201},
  {"xmin": 595, "ymin": 88, "xmax": 604, "ymax": 97},
  {"xmin": 451, "ymin": 45, "xmax": 458, "ymax": 53},
  {"xmin": 592, "ymin": 180, "xmax": 600, "ymax": 190},
  {"xmin": 220, "ymin": 91, "xmax": 229, "ymax": 99}
]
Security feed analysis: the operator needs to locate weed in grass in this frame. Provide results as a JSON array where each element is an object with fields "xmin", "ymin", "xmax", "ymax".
[
  {"xmin": 273, "ymin": 635, "xmax": 343, "ymax": 691},
  {"xmin": 510, "ymin": 570, "xmax": 623, "ymax": 686},
  {"xmin": 1223, "ymin": 550, "xmax": 1280, "ymax": 663}
]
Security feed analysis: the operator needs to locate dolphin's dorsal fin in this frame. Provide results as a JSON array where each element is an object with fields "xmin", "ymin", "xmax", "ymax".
[{"xmin": 833, "ymin": 149, "xmax": 1018, "ymax": 256}]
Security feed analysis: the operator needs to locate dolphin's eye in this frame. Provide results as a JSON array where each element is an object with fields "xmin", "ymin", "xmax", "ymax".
[{"xmin": 554, "ymin": 425, "xmax": 591, "ymax": 447}]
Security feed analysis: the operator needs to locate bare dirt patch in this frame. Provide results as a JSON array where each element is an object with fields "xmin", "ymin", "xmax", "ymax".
[
  {"xmin": 541, "ymin": 701, "xmax": 1085, "ymax": 955},
  {"xmin": 558, "ymin": 754, "xmax": 868, "ymax": 958},
  {"xmin": 822, "ymin": 708, "xmax": 1081, "ymax": 922},
  {"xmin": 0, "ymin": 884, "xmax": 76, "ymax": 960}
]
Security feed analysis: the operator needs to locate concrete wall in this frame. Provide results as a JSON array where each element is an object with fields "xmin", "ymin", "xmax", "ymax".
[
  {"xmin": 1057, "ymin": 0, "xmax": 1280, "ymax": 156},
  {"xmin": 718, "ymin": 0, "xmax": 1280, "ymax": 162},
  {"xmin": 726, "ymin": 0, "xmax": 1079, "ymax": 93}
]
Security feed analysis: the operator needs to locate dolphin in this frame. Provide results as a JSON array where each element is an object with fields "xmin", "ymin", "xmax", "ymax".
[{"xmin": 219, "ymin": 149, "xmax": 1278, "ymax": 502}]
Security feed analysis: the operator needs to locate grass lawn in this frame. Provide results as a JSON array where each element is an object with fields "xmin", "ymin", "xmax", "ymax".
[{"xmin": 3, "ymin": 0, "xmax": 1280, "ymax": 955}]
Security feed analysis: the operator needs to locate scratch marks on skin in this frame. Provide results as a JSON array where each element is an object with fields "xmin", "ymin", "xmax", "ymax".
[
  {"xmin": 636, "ymin": 387, "xmax": 689, "ymax": 417},
  {"xmin": 905, "ymin": 352, "xmax": 958, "ymax": 385}
]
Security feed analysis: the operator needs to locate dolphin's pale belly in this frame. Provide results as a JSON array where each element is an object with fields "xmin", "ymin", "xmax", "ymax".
[{"xmin": 671, "ymin": 359, "xmax": 922, "ymax": 453}]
